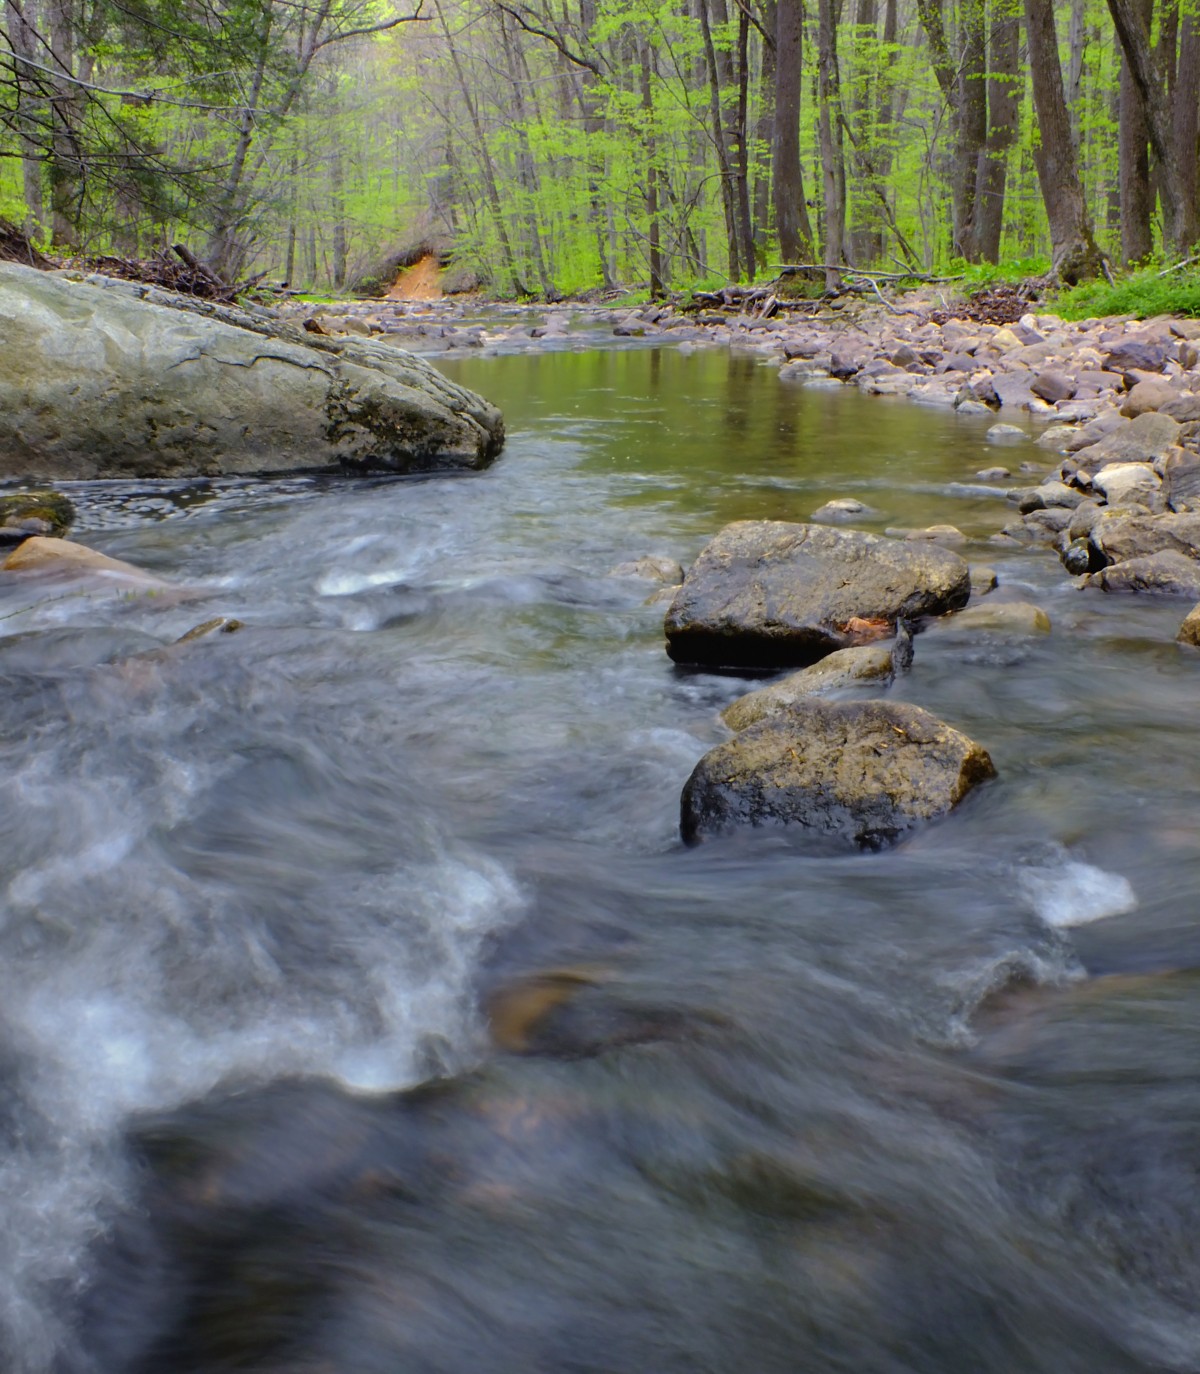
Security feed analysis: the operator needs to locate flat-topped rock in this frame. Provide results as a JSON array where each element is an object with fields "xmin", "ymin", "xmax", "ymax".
[
  {"xmin": 664, "ymin": 521, "xmax": 970, "ymax": 669},
  {"xmin": 0, "ymin": 262, "xmax": 504, "ymax": 479}
]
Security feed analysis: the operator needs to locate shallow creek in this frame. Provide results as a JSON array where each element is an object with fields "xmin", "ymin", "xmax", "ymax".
[{"xmin": 2, "ymin": 341, "xmax": 1200, "ymax": 1373}]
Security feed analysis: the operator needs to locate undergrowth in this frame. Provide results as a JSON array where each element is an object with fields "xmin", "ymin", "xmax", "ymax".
[{"xmin": 1053, "ymin": 269, "xmax": 1200, "ymax": 320}]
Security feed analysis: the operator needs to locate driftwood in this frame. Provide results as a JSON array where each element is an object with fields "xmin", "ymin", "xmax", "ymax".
[{"xmin": 61, "ymin": 245, "xmax": 268, "ymax": 303}]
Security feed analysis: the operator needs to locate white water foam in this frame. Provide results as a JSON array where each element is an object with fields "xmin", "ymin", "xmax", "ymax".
[{"xmin": 1019, "ymin": 860, "xmax": 1139, "ymax": 929}]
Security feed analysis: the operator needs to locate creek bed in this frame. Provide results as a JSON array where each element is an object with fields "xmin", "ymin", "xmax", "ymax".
[{"xmin": 1, "ymin": 343, "xmax": 1198, "ymax": 1373}]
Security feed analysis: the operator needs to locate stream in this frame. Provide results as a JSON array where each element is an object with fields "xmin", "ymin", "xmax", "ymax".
[{"xmin": 2, "ymin": 340, "xmax": 1200, "ymax": 1373}]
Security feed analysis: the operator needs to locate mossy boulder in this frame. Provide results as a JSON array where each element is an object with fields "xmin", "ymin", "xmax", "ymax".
[
  {"xmin": 681, "ymin": 698, "xmax": 995, "ymax": 848},
  {"xmin": 665, "ymin": 521, "xmax": 970, "ymax": 669},
  {"xmin": 0, "ymin": 489, "xmax": 74, "ymax": 540}
]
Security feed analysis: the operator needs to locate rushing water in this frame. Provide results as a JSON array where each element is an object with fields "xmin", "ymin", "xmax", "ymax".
[{"xmin": 2, "ymin": 340, "xmax": 1200, "ymax": 1373}]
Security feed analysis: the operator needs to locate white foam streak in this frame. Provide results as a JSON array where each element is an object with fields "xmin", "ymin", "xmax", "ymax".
[{"xmin": 1020, "ymin": 860, "xmax": 1139, "ymax": 929}]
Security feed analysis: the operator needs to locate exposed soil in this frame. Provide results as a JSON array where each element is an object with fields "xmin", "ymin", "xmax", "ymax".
[{"xmin": 388, "ymin": 254, "xmax": 444, "ymax": 302}]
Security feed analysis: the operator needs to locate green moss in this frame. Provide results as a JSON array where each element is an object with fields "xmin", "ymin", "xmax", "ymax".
[{"xmin": 0, "ymin": 489, "xmax": 75, "ymax": 536}]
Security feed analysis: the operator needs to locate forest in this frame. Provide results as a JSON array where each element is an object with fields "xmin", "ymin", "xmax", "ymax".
[{"xmin": 1, "ymin": 0, "xmax": 1199, "ymax": 297}]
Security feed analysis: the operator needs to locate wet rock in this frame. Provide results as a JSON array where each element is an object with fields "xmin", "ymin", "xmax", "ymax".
[
  {"xmin": 1036, "ymin": 425, "xmax": 1079, "ymax": 453},
  {"xmin": 664, "ymin": 521, "xmax": 971, "ymax": 669},
  {"xmin": 1090, "ymin": 463, "xmax": 1162, "ymax": 509},
  {"xmin": 1061, "ymin": 538, "xmax": 1096, "ymax": 574},
  {"xmin": 1017, "ymin": 482, "xmax": 1083, "ymax": 513},
  {"xmin": 942, "ymin": 601, "xmax": 1052, "ymax": 634},
  {"xmin": 1060, "ymin": 410, "xmax": 1125, "ymax": 453},
  {"xmin": 2, "ymin": 535, "xmax": 164, "ymax": 586},
  {"xmin": 1084, "ymin": 550, "xmax": 1200, "ymax": 597},
  {"xmin": 976, "ymin": 466, "xmax": 1011, "ymax": 480},
  {"xmin": 680, "ymin": 698, "xmax": 995, "ymax": 848},
  {"xmin": 1073, "ymin": 412, "xmax": 1182, "ymax": 471},
  {"xmin": 1178, "ymin": 603, "xmax": 1200, "ymax": 645},
  {"xmin": 720, "ymin": 644, "xmax": 896, "ymax": 730},
  {"xmin": 1022, "ymin": 507, "xmax": 1074, "ymax": 538},
  {"xmin": 985, "ymin": 425, "xmax": 1025, "ymax": 445},
  {"xmin": 829, "ymin": 349, "xmax": 863, "ymax": 380},
  {"xmin": 810, "ymin": 498, "xmax": 875, "ymax": 524},
  {"xmin": 0, "ymin": 262, "xmax": 504, "ymax": 479},
  {"xmin": 0, "ymin": 489, "xmax": 74, "ymax": 541},
  {"xmin": 609, "ymin": 556, "xmax": 685, "ymax": 584},
  {"xmin": 969, "ymin": 565, "xmax": 998, "ymax": 595},
  {"xmin": 175, "ymin": 616, "xmax": 244, "ymax": 643}
]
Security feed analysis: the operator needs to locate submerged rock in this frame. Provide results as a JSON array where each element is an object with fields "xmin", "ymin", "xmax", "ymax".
[
  {"xmin": 0, "ymin": 262, "xmax": 504, "ymax": 479},
  {"xmin": 720, "ymin": 643, "xmax": 896, "ymax": 730},
  {"xmin": 681, "ymin": 698, "xmax": 995, "ymax": 847},
  {"xmin": 664, "ymin": 521, "xmax": 970, "ymax": 669},
  {"xmin": 941, "ymin": 601, "xmax": 1052, "ymax": 635},
  {"xmin": 608, "ymin": 556, "xmax": 685, "ymax": 583}
]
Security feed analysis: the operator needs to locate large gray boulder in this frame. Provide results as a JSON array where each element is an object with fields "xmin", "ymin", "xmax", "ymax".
[
  {"xmin": 664, "ymin": 521, "xmax": 970, "ymax": 668},
  {"xmin": 681, "ymin": 698, "xmax": 995, "ymax": 847},
  {"xmin": 0, "ymin": 262, "xmax": 504, "ymax": 479},
  {"xmin": 1088, "ymin": 511, "xmax": 1200, "ymax": 566}
]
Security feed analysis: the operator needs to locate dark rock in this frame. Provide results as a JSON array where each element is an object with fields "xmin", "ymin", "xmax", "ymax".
[
  {"xmin": 681, "ymin": 698, "xmax": 995, "ymax": 847},
  {"xmin": 1030, "ymin": 371, "xmax": 1076, "ymax": 403},
  {"xmin": 664, "ymin": 521, "xmax": 971, "ymax": 669},
  {"xmin": 890, "ymin": 344, "xmax": 919, "ymax": 368},
  {"xmin": 1102, "ymin": 339, "xmax": 1171, "ymax": 374},
  {"xmin": 830, "ymin": 349, "xmax": 863, "ymax": 379},
  {"xmin": 1084, "ymin": 550, "xmax": 1200, "ymax": 597},
  {"xmin": 1062, "ymin": 538, "xmax": 1096, "ymax": 574}
]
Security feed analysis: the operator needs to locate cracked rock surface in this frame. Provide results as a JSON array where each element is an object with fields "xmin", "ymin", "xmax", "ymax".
[{"xmin": 0, "ymin": 262, "xmax": 504, "ymax": 480}]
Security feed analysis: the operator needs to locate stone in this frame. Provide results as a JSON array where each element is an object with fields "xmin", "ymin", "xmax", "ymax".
[
  {"xmin": 0, "ymin": 262, "xmax": 504, "ymax": 479},
  {"xmin": 986, "ymin": 424, "xmax": 1026, "ymax": 444},
  {"xmin": 1084, "ymin": 550, "xmax": 1200, "ymax": 597},
  {"xmin": 969, "ymin": 564, "xmax": 998, "ymax": 595},
  {"xmin": 1073, "ymin": 412, "xmax": 1182, "ymax": 471},
  {"xmin": 720, "ymin": 644, "xmax": 896, "ymax": 730},
  {"xmin": 1018, "ymin": 482, "xmax": 1083, "ymax": 513},
  {"xmin": 1178, "ymin": 603, "xmax": 1200, "ymax": 645},
  {"xmin": 940, "ymin": 600, "xmax": 1052, "ymax": 634},
  {"xmin": 1030, "ymin": 371, "xmax": 1076, "ymax": 403},
  {"xmin": 1121, "ymin": 379, "xmax": 1177, "ymax": 417},
  {"xmin": 1089, "ymin": 510, "xmax": 1200, "ymax": 564},
  {"xmin": 1159, "ymin": 394, "xmax": 1200, "ymax": 423},
  {"xmin": 1036, "ymin": 425, "xmax": 1078, "ymax": 452},
  {"xmin": 680, "ymin": 698, "xmax": 995, "ymax": 848},
  {"xmin": 1061, "ymin": 410, "xmax": 1125, "ymax": 452},
  {"xmin": 830, "ymin": 349, "xmax": 863, "ymax": 379},
  {"xmin": 991, "ymin": 373, "xmax": 1040, "ymax": 409},
  {"xmin": 609, "ymin": 556, "xmax": 685, "ymax": 583},
  {"xmin": 955, "ymin": 399, "xmax": 993, "ymax": 416},
  {"xmin": 976, "ymin": 466, "xmax": 1011, "ymax": 480},
  {"xmin": 0, "ymin": 489, "xmax": 74, "ymax": 539},
  {"xmin": 1091, "ymin": 463, "xmax": 1162, "ymax": 508},
  {"xmin": 2, "ymin": 535, "xmax": 164, "ymax": 585},
  {"xmin": 900, "ymin": 524, "xmax": 967, "ymax": 545},
  {"xmin": 1164, "ymin": 456, "xmax": 1200, "ymax": 512},
  {"xmin": 664, "ymin": 521, "xmax": 971, "ymax": 669},
  {"xmin": 1102, "ymin": 339, "xmax": 1170, "ymax": 374},
  {"xmin": 1062, "ymin": 538, "xmax": 1096, "ymax": 574},
  {"xmin": 1022, "ymin": 507, "xmax": 1074, "ymax": 537},
  {"xmin": 810, "ymin": 498, "xmax": 875, "ymax": 523}
]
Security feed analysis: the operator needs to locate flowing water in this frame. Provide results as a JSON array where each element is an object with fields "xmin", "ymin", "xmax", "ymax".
[{"xmin": 2, "ymin": 341, "xmax": 1200, "ymax": 1373}]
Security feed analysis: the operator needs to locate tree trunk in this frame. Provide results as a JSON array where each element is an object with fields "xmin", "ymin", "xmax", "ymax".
[
  {"xmin": 698, "ymin": 0, "xmax": 743, "ymax": 278},
  {"xmin": 773, "ymin": 0, "xmax": 815, "ymax": 263},
  {"xmin": 1108, "ymin": 0, "xmax": 1199, "ymax": 252},
  {"xmin": 1174, "ymin": 6, "xmax": 1200, "ymax": 233},
  {"xmin": 974, "ymin": 0, "xmax": 1019, "ymax": 262},
  {"xmin": 734, "ymin": 7, "xmax": 756, "ymax": 273},
  {"xmin": 1119, "ymin": 0, "xmax": 1154, "ymax": 264},
  {"xmin": 4, "ymin": 0, "xmax": 46, "ymax": 239},
  {"xmin": 639, "ymin": 36, "xmax": 666, "ymax": 296},
  {"xmin": 1024, "ymin": 0, "xmax": 1104, "ymax": 281},
  {"xmin": 752, "ymin": 0, "xmax": 777, "ymax": 266},
  {"xmin": 954, "ymin": 0, "xmax": 988, "ymax": 259},
  {"xmin": 46, "ymin": 0, "xmax": 80, "ymax": 247},
  {"xmin": 817, "ymin": 0, "xmax": 845, "ymax": 285}
]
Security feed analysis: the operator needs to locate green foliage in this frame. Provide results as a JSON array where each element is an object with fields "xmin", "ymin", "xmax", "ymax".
[
  {"xmin": 949, "ymin": 256, "xmax": 1052, "ymax": 288},
  {"xmin": 1053, "ymin": 269, "xmax": 1200, "ymax": 320}
]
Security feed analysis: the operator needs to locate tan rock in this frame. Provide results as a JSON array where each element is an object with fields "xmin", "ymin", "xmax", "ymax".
[
  {"xmin": 720, "ymin": 644, "xmax": 896, "ymax": 730},
  {"xmin": 3, "ymin": 536, "xmax": 162, "ymax": 585},
  {"xmin": 1178, "ymin": 603, "xmax": 1200, "ymax": 645},
  {"xmin": 942, "ymin": 600, "xmax": 1052, "ymax": 634}
]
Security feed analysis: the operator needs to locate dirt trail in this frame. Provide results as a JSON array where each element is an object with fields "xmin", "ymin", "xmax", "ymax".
[{"xmin": 388, "ymin": 255, "xmax": 443, "ymax": 301}]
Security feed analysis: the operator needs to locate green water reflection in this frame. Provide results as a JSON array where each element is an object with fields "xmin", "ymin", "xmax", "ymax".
[{"xmin": 441, "ymin": 345, "xmax": 1047, "ymax": 535}]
